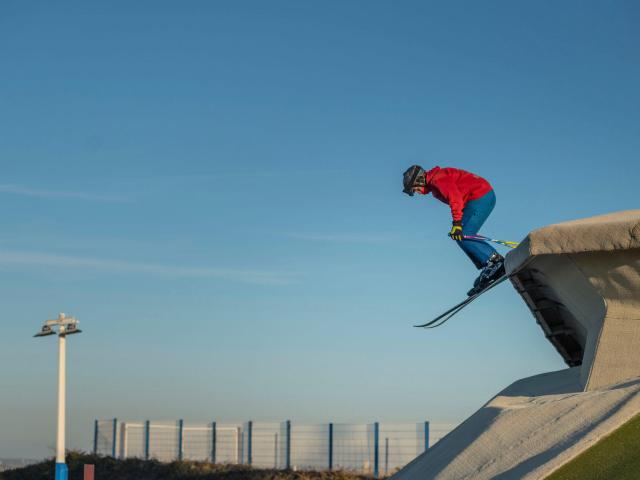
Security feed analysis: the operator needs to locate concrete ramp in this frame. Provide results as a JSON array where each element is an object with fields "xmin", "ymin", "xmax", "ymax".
[
  {"xmin": 392, "ymin": 211, "xmax": 640, "ymax": 479},
  {"xmin": 507, "ymin": 210, "xmax": 640, "ymax": 390}
]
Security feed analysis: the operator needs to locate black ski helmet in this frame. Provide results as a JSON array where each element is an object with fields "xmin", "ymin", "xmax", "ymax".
[{"xmin": 403, "ymin": 165, "xmax": 426, "ymax": 196}]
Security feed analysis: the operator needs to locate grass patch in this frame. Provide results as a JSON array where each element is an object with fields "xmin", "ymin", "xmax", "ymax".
[
  {"xmin": 545, "ymin": 413, "xmax": 640, "ymax": 480},
  {"xmin": 0, "ymin": 451, "xmax": 383, "ymax": 480}
]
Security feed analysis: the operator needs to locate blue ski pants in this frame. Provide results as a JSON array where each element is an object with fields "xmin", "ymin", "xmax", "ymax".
[{"xmin": 458, "ymin": 190, "xmax": 498, "ymax": 269}]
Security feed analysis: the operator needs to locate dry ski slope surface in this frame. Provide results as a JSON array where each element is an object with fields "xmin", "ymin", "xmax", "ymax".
[{"xmin": 393, "ymin": 210, "xmax": 640, "ymax": 480}]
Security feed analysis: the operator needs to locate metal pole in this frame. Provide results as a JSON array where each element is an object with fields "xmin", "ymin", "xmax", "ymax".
[
  {"xmin": 385, "ymin": 437, "xmax": 389, "ymax": 475},
  {"xmin": 328, "ymin": 423, "xmax": 333, "ymax": 471},
  {"xmin": 112, "ymin": 418, "xmax": 117, "ymax": 458},
  {"xmin": 178, "ymin": 419, "xmax": 184, "ymax": 461},
  {"xmin": 34, "ymin": 313, "xmax": 81, "ymax": 480},
  {"xmin": 374, "ymin": 422, "xmax": 379, "ymax": 478},
  {"xmin": 247, "ymin": 421, "xmax": 253, "ymax": 466},
  {"xmin": 55, "ymin": 327, "xmax": 68, "ymax": 480},
  {"xmin": 285, "ymin": 420, "xmax": 291, "ymax": 469},
  {"xmin": 145, "ymin": 420, "xmax": 150, "ymax": 460},
  {"xmin": 121, "ymin": 423, "xmax": 128, "ymax": 458},
  {"xmin": 93, "ymin": 420, "xmax": 98, "ymax": 454},
  {"xmin": 424, "ymin": 421, "xmax": 430, "ymax": 451},
  {"xmin": 274, "ymin": 433, "xmax": 278, "ymax": 468},
  {"xmin": 211, "ymin": 421, "xmax": 217, "ymax": 464}
]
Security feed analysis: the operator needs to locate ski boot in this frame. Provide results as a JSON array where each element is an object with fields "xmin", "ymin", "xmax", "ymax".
[{"xmin": 467, "ymin": 253, "xmax": 506, "ymax": 296}]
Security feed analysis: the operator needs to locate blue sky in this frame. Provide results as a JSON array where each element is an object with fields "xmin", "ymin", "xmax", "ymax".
[{"xmin": 1, "ymin": 1, "xmax": 639, "ymax": 459}]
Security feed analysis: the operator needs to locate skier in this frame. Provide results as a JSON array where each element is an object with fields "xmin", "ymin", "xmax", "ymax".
[{"xmin": 402, "ymin": 165, "xmax": 505, "ymax": 295}]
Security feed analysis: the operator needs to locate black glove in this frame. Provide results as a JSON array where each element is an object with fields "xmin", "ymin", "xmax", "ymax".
[{"xmin": 449, "ymin": 221, "xmax": 463, "ymax": 241}]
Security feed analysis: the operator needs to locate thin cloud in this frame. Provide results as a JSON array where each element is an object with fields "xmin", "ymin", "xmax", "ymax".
[
  {"xmin": 0, "ymin": 184, "xmax": 129, "ymax": 202},
  {"xmin": 0, "ymin": 250, "xmax": 295, "ymax": 285},
  {"xmin": 286, "ymin": 232, "xmax": 399, "ymax": 244},
  {"xmin": 0, "ymin": 169, "xmax": 348, "ymax": 201},
  {"xmin": 110, "ymin": 168, "xmax": 350, "ymax": 185}
]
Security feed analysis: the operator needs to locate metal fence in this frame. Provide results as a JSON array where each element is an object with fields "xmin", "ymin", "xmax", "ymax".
[{"xmin": 94, "ymin": 419, "xmax": 455, "ymax": 476}]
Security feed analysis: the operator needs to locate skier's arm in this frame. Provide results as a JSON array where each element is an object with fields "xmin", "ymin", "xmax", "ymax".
[{"xmin": 432, "ymin": 176, "xmax": 465, "ymax": 222}]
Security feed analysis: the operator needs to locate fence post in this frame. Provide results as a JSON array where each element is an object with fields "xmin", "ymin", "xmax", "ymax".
[
  {"xmin": 211, "ymin": 421, "xmax": 217, "ymax": 464},
  {"xmin": 111, "ymin": 418, "xmax": 117, "ymax": 458},
  {"xmin": 145, "ymin": 420, "xmax": 150, "ymax": 460},
  {"xmin": 121, "ymin": 422, "xmax": 128, "ymax": 459},
  {"xmin": 93, "ymin": 420, "xmax": 98, "ymax": 454},
  {"xmin": 374, "ymin": 422, "xmax": 379, "ymax": 478},
  {"xmin": 285, "ymin": 420, "xmax": 291, "ymax": 469},
  {"xmin": 247, "ymin": 421, "xmax": 253, "ymax": 466},
  {"xmin": 385, "ymin": 437, "xmax": 389, "ymax": 476},
  {"xmin": 178, "ymin": 419, "xmax": 184, "ymax": 461},
  {"xmin": 328, "ymin": 423, "xmax": 333, "ymax": 471},
  {"xmin": 424, "ymin": 421, "xmax": 430, "ymax": 451}
]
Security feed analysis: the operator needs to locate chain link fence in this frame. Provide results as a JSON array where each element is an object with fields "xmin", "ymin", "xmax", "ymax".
[{"xmin": 94, "ymin": 419, "xmax": 455, "ymax": 476}]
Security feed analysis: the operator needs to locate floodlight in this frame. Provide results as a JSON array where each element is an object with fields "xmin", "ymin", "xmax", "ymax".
[
  {"xmin": 65, "ymin": 323, "xmax": 82, "ymax": 335},
  {"xmin": 34, "ymin": 324, "xmax": 56, "ymax": 338}
]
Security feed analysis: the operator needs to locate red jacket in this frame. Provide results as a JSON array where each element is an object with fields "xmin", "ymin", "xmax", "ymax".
[{"xmin": 424, "ymin": 166, "xmax": 493, "ymax": 222}]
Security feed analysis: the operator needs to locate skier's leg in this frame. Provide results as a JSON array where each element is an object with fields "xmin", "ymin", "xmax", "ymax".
[{"xmin": 457, "ymin": 190, "xmax": 498, "ymax": 269}]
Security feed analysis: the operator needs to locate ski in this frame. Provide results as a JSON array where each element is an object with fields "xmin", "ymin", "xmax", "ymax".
[{"xmin": 414, "ymin": 274, "xmax": 510, "ymax": 329}]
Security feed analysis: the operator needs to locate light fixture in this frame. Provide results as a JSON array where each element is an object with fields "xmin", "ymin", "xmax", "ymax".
[{"xmin": 34, "ymin": 313, "xmax": 82, "ymax": 480}]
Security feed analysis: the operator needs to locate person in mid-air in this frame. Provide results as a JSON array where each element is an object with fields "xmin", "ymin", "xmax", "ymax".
[{"xmin": 402, "ymin": 165, "xmax": 505, "ymax": 295}]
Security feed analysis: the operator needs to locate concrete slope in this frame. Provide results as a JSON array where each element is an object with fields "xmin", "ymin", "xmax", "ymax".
[
  {"xmin": 392, "ymin": 211, "xmax": 640, "ymax": 480},
  {"xmin": 392, "ymin": 370, "xmax": 640, "ymax": 480}
]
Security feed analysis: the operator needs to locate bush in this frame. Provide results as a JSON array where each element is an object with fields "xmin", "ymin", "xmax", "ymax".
[{"xmin": 0, "ymin": 451, "xmax": 382, "ymax": 480}]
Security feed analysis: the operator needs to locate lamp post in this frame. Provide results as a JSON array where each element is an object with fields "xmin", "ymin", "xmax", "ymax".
[{"xmin": 34, "ymin": 313, "xmax": 82, "ymax": 480}]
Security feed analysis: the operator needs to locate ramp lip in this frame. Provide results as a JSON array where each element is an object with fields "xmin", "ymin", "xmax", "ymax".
[{"xmin": 505, "ymin": 210, "xmax": 640, "ymax": 274}]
